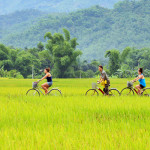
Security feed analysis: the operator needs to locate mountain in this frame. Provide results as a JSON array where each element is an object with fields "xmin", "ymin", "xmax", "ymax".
[
  {"xmin": 0, "ymin": 0, "xmax": 123, "ymax": 15},
  {"xmin": 1, "ymin": 0, "xmax": 150, "ymax": 61},
  {"xmin": 0, "ymin": 9, "xmax": 47, "ymax": 36}
]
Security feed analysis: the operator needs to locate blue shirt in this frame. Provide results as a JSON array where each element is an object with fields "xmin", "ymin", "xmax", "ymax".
[{"xmin": 139, "ymin": 74, "xmax": 146, "ymax": 87}]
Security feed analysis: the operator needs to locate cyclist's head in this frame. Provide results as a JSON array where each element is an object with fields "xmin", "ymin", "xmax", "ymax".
[
  {"xmin": 138, "ymin": 68, "xmax": 143, "ymax": 74},
  {"xmin": 44, "ymin": 68, "xmax": 50, "ymax": 73},
  {"xmin": 99, "ymin": 65, "xmax": 103, "ymax": 72}
]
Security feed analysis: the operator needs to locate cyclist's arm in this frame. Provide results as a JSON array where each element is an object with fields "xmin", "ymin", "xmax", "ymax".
[
  {"xmin": 101, "ymin": 72, "xmax": 106, "ymax": 81},
  {"xmin": 139, "ymin": 75, "xmax": 143, "ymax": 79},
  {"xmin": 98, "ymin": 74, "xmax": 105, "ymax": 83},
  {"xmin": 39, "ymin": 74, "xmax": 49, "ymax": 81},
  {"xmin": 133, "ymin": 76, "xmax": 139, "ymax": 82},
  {"xmin": 98, "ymin": 76, "xmax": 102, "ymax": 82},
  {"xmin": 98, "ymin": 76, "xmax": 104, "ymax": 82}
]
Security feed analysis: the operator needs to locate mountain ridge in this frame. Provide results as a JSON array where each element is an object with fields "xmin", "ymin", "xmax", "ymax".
[
  {"xmin": 1, "ymin": 0, "xmax": 150, "ymax": 61},
  {"xmin": 0, "ymin": 0, "xmax": 123, "ymax": 15}
]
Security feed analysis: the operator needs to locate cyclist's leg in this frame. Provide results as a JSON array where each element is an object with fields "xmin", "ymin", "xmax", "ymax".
[
  {"xmin": 105, "ymin": 84, "xmax": 109, "ymax": 95},
  {"xmin": 103, "ymin": 88, "xmax": 105, "ymax": 93},
  {"xmin": 42, "ymin": 83, "xmax": 49, "ymax": 94},
  {"xmin": 136, "ymin": 84, "xmax": 142, "ymax": 95},
  {"xmin": 105, "ymin": 80, "xmax": 110, "ymax": 96},
  {"xmin": 139, "ymin": 84, "xmax": 145, "ymax": 94}
]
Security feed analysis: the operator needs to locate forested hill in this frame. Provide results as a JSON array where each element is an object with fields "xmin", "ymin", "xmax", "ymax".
[
  {"xmin": 0, "ymin": 10, "xmax": 49, "ymax": 40},
  {"xmin": 0, "ymin": 0, "xmax": 122, "ymax": 15},
  {"xmin": 1, "ymin": 0, "xmax": 150, "ymax": 60}
]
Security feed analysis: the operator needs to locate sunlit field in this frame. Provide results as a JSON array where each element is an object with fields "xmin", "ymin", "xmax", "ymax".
[{"xmin": 0, "ymin": 78, "xmax": 150, "ymax": 149}]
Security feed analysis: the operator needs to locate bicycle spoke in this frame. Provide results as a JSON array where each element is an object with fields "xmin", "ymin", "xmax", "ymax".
[
  {"xmin": 85, "ymin": 89, "xmax": 99, "ymax": 96},
  {"xmin": 121, "ymin": 88, "xmax": 134, "ymax": 96},
  {"xmin": 48, "ymin": 89, "xmax": 62, "ymax": 96},
  {"xmin": 109, "ymin": 89, "xmax": 120, "ymax": 96},
  {"xmin": 33, "ymin": 91, "xmax": 37, "ymax": 96},
  {"xmin": 26, "ymin": 89, "xmax": 40, "ymax": 96}
]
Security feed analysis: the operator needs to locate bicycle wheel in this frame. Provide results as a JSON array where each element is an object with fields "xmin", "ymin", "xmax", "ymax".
[
  {"xmin": 48, "ymin": 89, "xmax": 62, "ymax": 96},
  {"xmin": 142, "ymin": 88, "xmax": 150, "ymax": 97},
  {"xmin": 121, "ymin": 87, "xmax": 134, "ymax": 96},
  {"xmin": 85, "ymin": 89, "xmax": 99, "ymax": 96},
  {"xmin": 109, "ymin": 89, "xmax": 120, "ymax": 96},
  {"xmin": 26, "ymin": 89, "xmax": 40, "ymax": 96}
]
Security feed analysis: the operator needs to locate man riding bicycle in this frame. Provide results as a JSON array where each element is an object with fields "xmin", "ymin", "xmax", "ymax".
[{"xmin": 98, "ymin": 65, "xmax": 110, "ymax": 95}]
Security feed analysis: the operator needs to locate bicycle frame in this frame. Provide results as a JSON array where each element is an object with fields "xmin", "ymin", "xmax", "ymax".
[
  {"xmin": 94, "ymin": 84, "xmax": 105, "ymax": 95},
  {"xmin": 128, "ymin": 86, "xmax": 140, "ymax": 95},
  {"xmin": 34, "ymin": 81, "xmax": 59, "ymax": 95},
  {"xmin": 96, "ymin": 86, "xmax": 118, "ymax": 95},
  {"xmin": 27, "ymin": 81, "xmax": 62, "ymax": 97},
  {"xmin": 33, "ymin": 82, "xmax": 46, "ymax": 95},
  {"xmin": 97, "ymin": 87, "xmax": 105, "ymax": 95},
  {"xmin": 86, "ymin": 83, "xmax": 120, "ymax": 96},
  {"xmin": 133, "ymin": 88, "xmax": 139, "ymax": 95},
  {"xmin": 36, "ymin": 86, "xmax": 45, "ymax": 95}
]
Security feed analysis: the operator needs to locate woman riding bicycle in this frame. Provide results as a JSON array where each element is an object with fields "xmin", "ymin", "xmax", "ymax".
[
  {"xmin": 132, "ymin": 68, "xmax": 146, "ymax": 95},
  {"xmin": 38, "ymin": 68, "xmax": 52, "ymax": 94}
]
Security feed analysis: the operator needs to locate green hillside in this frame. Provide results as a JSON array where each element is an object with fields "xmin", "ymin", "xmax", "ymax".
[
  {"xmin": 0, "ymin": 0, "xmax": 122, "ymax": 15},
  {"xmin": 1, "ymin": 0, "xmax": 150, "ymax": 60},
  {"xmin": 0, "ymin": 10, "xmax": 48, "ymax": 39}
]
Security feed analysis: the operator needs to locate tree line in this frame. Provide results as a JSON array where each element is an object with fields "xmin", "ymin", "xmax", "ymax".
[
  {"xmin": 1, "ymin": 29, "xmax": 150, "ymax": 79},
  {"xmin": 0, "ymin": 29, "xmax": 100, "ymax": 79},
  {"xmin": 105, "ymin": 47, "xmax": 150, "ymax": 78}
]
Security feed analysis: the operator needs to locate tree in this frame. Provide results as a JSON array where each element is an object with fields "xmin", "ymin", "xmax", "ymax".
[
  {"xmin": 63, "ymin": 28, "xmax": 70, "ymax": 41},
  {"xmin": 37, "ymin": 42, "xmax": 44, "ymax": 51},
  {"xmin": 0, "ymin": 44, "xmax": 9, "ymax": 55},
  {"xmin": 15, "ymin": 51, "xmax": 33, "ymax": 78},
  {"xmin": 105, "ymin": 49, "xmax": 120, "ymax": 76},
  {"xmin": 120, "ymin": 47, "xmax": 131, "ymax": 64},
  {"xmin": 0, "ymin": 50, "xmax": 8, "ymax": 60},
  {"xmin": 44, "ymin": 29, "xmax": 82, "ymax": 78},
  {"xmin": 38, "ymin": 50, "xmax": 53, "ymax": 69}
]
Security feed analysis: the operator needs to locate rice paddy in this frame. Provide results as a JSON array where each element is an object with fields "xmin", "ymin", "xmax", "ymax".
[{"xmin": 0, "ymin": 78, "xmax": 150, "ymax": 149}]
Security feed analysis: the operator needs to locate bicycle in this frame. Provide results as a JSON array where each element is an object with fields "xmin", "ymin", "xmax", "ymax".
[
  {"xmin": 26, "ymin": 81, "xmax": 62, "ymax": 96},
  {"xmin": 121, "ymin": 81, "xmax": 150, "ymax": 96},
  {"xmin": 85, "ymin": 82, "xmax": 120, "ymax": 96}
]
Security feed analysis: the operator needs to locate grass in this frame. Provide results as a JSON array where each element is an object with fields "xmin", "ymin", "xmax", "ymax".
[{"xmin": 0, "ymin": 78, "xmax": 150, "ymax": 149}]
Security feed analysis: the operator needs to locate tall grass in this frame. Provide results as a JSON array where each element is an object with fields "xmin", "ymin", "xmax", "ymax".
[{"xmin": 0, "ymin": 78, "xmax": 150, "ymax": 149}]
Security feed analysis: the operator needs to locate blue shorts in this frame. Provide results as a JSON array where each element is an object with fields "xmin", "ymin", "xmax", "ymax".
[{"xmin": 47, "ymin": 82, "xmax": 53, "ymax": 86}]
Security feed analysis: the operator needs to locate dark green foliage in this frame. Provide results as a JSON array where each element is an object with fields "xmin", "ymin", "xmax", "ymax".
[
  {"xmin": 0, "ymin": 30, "xmax": 83, "ymax": 78},
  {"xmin": 106, "ymin": 47, "xmax": 150, "ymax": 77},
  {"xmin": 44, "ymin": 29, "xmax": 82, "ymax": 78},
  {"xmin": 105, "ymin": 49, "xmax": 121, "ymax": 76},
  {"xmin": 37, "ymin": 42, "xmax": 44, "ymax": 51},
  {"xmin": 0, "ymin": 50, "xmax": 8, "ymax": 60},
  {"xmin": 15, "ymin": 51, "xmax": 33, "ymax": 78}
]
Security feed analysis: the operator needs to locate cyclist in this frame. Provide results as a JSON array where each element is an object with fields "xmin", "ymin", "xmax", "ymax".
[
  {"xmin": 98, "ymin": 65, "xmax": 110, "ymax": 95},
  {"xmin": 38, "ymin": 68, "xmax": 52, "ymax": 94},
  {"xmin": 132, "ymin": 68, "xmax": 146, "ymax": 95}
]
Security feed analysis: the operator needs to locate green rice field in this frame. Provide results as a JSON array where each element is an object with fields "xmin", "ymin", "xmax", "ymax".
[{"xmin": 0, "ymin": 78, "xmax": 150, "ymax": 149}]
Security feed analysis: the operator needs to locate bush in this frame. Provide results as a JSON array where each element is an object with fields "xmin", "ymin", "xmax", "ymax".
[
  {"xmin": 16, "ymin": 73, "xmax": 24, "ymax": 79},
  {"xmin": 27, "ymin": 75, "xmax": 33, "ymax": 79},
  {"xmin": 75, "ymin": 70, "xmax": 87, "ymax": 78},
  {"xmin": 144, "ymin": 69, "xmax": 150, "ymax": 77},
  {"xmin": 8, "ymin": 70, "xmax": 24, "ymax": 79},
  {"xmin": 86, "ymin": 70, "xmax": 95, "ymax": 78},
  {"xmin": 115, "ymin": 69, "xmax": 137, "ymax": 78}
]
